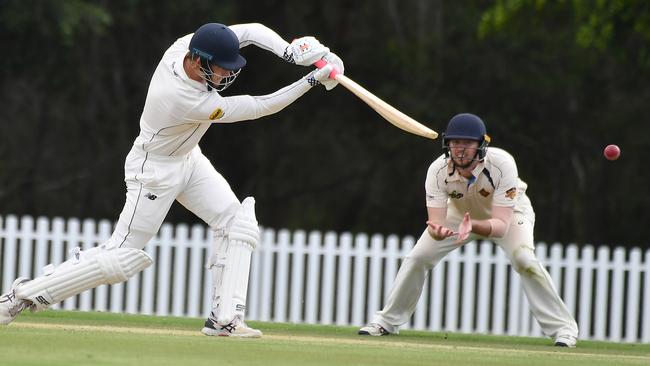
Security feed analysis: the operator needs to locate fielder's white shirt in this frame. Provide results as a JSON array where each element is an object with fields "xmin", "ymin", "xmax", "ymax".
[
  {"xmin": 135, "ymin": 23, "xmax": 313, "ymax": 156},
  {"xmin": 425, "ymin": 147, "xmax": 534, "ymax": 221}
]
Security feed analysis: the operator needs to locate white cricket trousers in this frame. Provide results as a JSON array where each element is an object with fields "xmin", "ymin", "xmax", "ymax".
[
  {"xmin": 107, "ymin": 145, "xmax": 240, "ymax": 250},
  {"xmin": 373, "ymin": 211, "xmax": 578, "ymax": 339}
]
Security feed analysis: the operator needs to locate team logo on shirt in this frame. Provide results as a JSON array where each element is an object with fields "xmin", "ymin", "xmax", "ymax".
[
  {"xmin": 449, "ymin": 190, "xmax": 464, "ymax": 199},
  {"xmin": 479, "ymin": 189, "xmax": 491, "ymax": 197},
  {"xmin": 505, "ymin": 187, "xmax": 517, "ymax": 200},
  {"xmin": 209, "ymin": 108, "xmax": 224, "ymax": 120}
]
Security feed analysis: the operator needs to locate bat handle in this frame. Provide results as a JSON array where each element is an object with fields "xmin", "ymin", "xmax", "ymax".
[{"xmin": 313, "ymin": 59, "xmax": 340, "ymax": 79}]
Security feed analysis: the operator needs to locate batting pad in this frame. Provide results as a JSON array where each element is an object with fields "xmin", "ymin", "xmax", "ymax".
[
  {"xmin": 211, "ymin": 197, "xmax": 259, "ymax": 324},
  {"xmin": 16, "ymin": 246, "xmax": 153, "ymax": 310}
]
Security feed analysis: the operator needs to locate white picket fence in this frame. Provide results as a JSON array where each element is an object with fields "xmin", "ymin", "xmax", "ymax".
[{"xmin": 1, "ymin": 215, "xmax": 649, "ymax": 343}]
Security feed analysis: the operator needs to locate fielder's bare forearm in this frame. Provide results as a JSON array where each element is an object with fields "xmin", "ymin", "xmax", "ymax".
[
  {"xmin": 426, "ymin": 206, "xmax": 450, "ymax": 240},
  {"xmin": 470, "ymin": 205, "xmax": 513, "ymax": 238}
]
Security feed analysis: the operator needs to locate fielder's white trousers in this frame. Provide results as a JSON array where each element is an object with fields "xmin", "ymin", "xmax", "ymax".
[
  {"xmin": 107, "ymin": 145, "xmax": 239, "ymax": 250},
  {"xmin": 373, "ymin": 211, "xmax": 578, "ymax": 339}
]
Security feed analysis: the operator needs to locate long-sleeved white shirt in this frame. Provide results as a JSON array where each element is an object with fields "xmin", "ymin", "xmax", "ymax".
[{"xmin": 135, "ymin": 23, "xmax": 314, "ymax": 156}]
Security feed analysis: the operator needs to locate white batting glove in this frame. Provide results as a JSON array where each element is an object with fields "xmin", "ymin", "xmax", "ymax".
[
  {"xmin": 285, "ymin": 36, "xmax": 330, "ymax": 66},
  {"xmin": 307, "ymin": 64, "xmax": 335, "ymax": 88},
  {"xmin": 318, "ymin": 52, "xmax": 344, "ymax": 90}
]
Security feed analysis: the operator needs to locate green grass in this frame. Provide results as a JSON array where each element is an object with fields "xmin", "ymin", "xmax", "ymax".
[{"xmin": 0, "ymin": 311, "xmax": 648, "ymax": 366}]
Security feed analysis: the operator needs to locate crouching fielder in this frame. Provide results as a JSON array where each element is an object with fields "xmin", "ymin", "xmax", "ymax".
[
  {"xmin": 0, "ymin": 22, "xmax": 344, "ymax": 338},
  {"xmin": 358, "ymin": 113, "xmax": 579, "ymax": 347}
]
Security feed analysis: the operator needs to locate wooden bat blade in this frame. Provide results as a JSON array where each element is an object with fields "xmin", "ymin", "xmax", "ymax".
[
  {"xmin": 313, "ymin": 59, "xmax": 437, "ymax": 139},
  {"xmin": 336, "ymin": 74, "xmax": 438, "ymax": 140}
]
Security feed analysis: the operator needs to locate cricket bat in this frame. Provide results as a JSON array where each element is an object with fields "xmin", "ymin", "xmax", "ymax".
[{"xmin": 314, "ymin": 60, "xmax": 438, "ymax": 140}]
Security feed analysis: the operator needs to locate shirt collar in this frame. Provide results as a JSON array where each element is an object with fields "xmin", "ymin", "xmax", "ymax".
[
  {"xmin": 446, "ymin": 158, "xmax": 487, "ymax": 181},
  {"xmin": 173, "ymin": 53, "xmax": 208, "ymax": 90}
]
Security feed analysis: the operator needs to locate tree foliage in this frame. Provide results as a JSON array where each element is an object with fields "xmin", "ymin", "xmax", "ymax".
[
  {"xmin": 1, "ymin": 0, "xmax": 648, "ymax": 247},
  {"xmin": 480, "ymin": 0, "xmax": 650, "ymax": 66}
]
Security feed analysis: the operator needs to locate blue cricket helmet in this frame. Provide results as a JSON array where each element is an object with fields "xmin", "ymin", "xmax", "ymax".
[
  {"xmin": 442, "ymin": 113, "xmax": 491, "ymax": 159},
  {"xmin": 189, "ymin": 23, "xmax": 246, "ymax": 70}
]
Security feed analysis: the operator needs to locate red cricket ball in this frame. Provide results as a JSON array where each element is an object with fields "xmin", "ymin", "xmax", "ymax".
[{"xmin": 604, "ymin": 144, "xmax": 620, "ymax": 161}]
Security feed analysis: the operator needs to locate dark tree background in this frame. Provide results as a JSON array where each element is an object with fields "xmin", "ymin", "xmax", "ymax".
[{"xmin": 1, "ymin": 0, "xmax": 648, "ymax": 248}]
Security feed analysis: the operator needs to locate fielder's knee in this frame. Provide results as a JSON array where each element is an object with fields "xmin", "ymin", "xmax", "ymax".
[{"xmin": 511, "ymin": 246, "xmax": 541, "ymax": 276}]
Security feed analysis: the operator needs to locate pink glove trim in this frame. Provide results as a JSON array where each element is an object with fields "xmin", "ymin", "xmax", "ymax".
[{"xmin": 314, "ymin": 59, "xmax": 339, "ymax": 79}]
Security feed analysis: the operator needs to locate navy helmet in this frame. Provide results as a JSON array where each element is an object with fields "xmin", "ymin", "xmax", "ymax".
[
  {"xmin": 442, "ymin": 113, "xmax": 491, "ymax": 159},
  {"xmin": 189, "ymin": 23, "xmax": 246, "ymax": 91}
]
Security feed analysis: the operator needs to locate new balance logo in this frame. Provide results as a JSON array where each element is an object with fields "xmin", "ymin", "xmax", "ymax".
[
  {"xmin": 145, "ymin": 193, "xmax": 157, "ymax": 200},
  {"xmin": 35, "ymin": 296, "xmax": 50, "ymax": 306}
]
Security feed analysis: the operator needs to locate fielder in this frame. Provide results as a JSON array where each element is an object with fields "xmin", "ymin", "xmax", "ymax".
[
  {"xmin": 0, "ymin": 22, "xmax": 343, "ymax": 338},
  {"xmin": 358, "ymin": 113, "xmax": 579, "ymax": 347}
]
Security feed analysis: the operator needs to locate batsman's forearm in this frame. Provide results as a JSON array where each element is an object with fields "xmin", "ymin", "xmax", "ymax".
[
  {"xmin": 229, "ymin": 23, "xmax": 289, "ymax": 58},
  {"xmin": 218, "ymin": 77, "xmax": 312, "ymax": 122},
  {"xmin": 250, "ymin": 76, "xmax": 315, "ymax": 117}
]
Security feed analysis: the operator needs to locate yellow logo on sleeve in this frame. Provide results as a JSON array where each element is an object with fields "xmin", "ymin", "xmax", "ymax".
[
  {"xmin": 505, "ymin": 188, "xmax": 517, "ymax": 200},
  {"xmin": 209, "ymin": 108, "xmax": 224, "ymax": 120}
]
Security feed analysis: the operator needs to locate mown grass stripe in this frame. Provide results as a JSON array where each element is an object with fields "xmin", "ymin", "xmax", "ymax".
[{"xmin": 11, "ymin": 321, "xmax": 650, "ymax": 362}]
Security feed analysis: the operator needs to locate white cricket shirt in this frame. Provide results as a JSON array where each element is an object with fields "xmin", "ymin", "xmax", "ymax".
[
  {"xmin": 425, "ymin": 147, "xmax": 534, "ymax": 220},
  {"xmin": 134, "ymin": 24, "xmax": 313, "ymax": 156}
]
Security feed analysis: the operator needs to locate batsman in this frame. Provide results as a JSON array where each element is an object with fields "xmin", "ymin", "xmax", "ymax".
[
  {"xmin": 359, "ymin": 113, "xmax": 579, "ymax": 347},
  {"xmin": 0, "ymin": 22, "xmax": 343, "ymax": 337}
]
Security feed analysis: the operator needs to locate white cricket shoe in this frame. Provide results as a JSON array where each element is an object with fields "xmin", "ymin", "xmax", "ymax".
[
  {"xmin": 554, "ymin": 334, "xmax": 577, "ymax": 347},
  {"xmin": 201, "ymin": 314, "xmax": 262, "ymax": 338},
  {"xmin": 0, "ymin": 278, "xmax": 32, "ymax": 325},
  {"xmin": 358, "ymin": 323, "xmax": 390, "ymax": 336}
]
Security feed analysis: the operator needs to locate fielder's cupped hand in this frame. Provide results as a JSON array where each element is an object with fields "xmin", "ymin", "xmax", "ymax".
[
  {"xmin": 455, "ymin": 212, "xmax": 472, "ymax": 244},
  {"xmin": 426, "ymin": 221, "xmax": 457, "ymax": 241},
  {"xmin": 287, "ymin": 36, "xmax": 329, "ymax": 66}
]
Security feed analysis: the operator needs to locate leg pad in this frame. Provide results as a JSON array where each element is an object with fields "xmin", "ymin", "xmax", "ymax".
[{"xmin": 16, "ymin": 245, "xmax": 152, "ymax": 310}]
